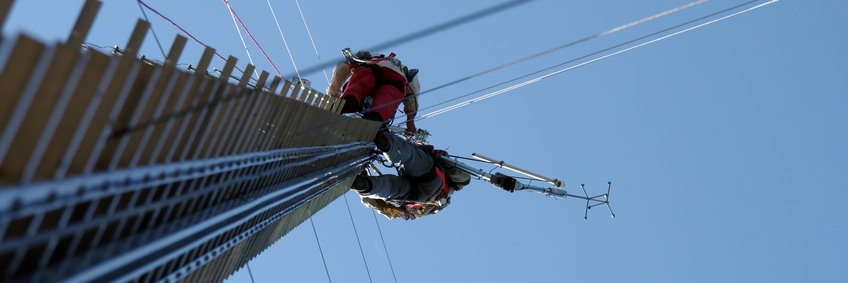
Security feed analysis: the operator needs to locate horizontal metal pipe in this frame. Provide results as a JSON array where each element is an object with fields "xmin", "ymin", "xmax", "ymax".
[{"xmin": 471, "ymin": 153, "xmax": 564, "ymax": 187}]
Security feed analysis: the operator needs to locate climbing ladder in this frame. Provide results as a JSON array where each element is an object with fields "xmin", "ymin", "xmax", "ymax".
[{"xmin": 0, "ymin": 0, "xmax": 380, "ymax": 281}]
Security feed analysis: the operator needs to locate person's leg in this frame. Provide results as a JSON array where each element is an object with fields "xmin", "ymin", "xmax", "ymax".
[
  {"xmin": 340, "ymin": 67, "xmax": 377, "ymax": 113},
  {"xmin": 374, "ymin": 131, "xmax": 433, "ymax": 177},
  {"xmin": 353, "ymin": 175, "xmax": 416, "ymax": 200}
]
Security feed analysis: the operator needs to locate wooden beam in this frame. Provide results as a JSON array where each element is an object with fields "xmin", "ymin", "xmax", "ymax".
[
  {"xmin": 1, "ymin": 43, "xmax": 80, "ymax": 182},
  {"xmin": 0, "ymin": 0, "xmax": 15, "ymax": 33},
  {"xmin": 163, "ymin": 35, "xmax": 187, "ymax": 69},
  {"xmin": 219, "ymin": 56, "xmax": 237, "ymax": 82},
  {"xmin": 255, "ymin": 71, "xmax": 269, "ymax": 89},
  {"xmin": 124, "ymin": 19, "xmax": 150, "ymax": 58},
  {"xmin": 67, "ymin": 0, "xmax": 102, "ymax": 48},
  {"xmin": 195, "ymin": 46, "xmax": 215, "ymax": 77},
  {"xmin": 238, "ymin": 64, "xmax": 254, "ymax": 87},
  {"xmin": 278, "ymin": 80, "xmax": 292, "ymax": 97},
  {"xmin": 333, "ymin": 99, "xmax": 347, "ymax": 114},
  {"xmin": 289, "ymin": 82, "xmax": 302, "ymax": 99},
  {"xmin": 267, "ymin": 76, "xmax": 282, "ymax": 94}
]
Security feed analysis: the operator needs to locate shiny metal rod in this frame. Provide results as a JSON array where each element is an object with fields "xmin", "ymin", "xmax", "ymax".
[{"xmin": 471, "ymin": 153, "xmax": 564, "ymax": 187}]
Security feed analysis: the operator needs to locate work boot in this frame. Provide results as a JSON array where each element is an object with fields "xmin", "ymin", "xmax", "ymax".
[
  {"xmin": 352, "ymin": 175, "xmax": 372, "ymax": 194},
  {"xmin": 373, "ymin": 129, "xmax": 391, "ymax": 152}
]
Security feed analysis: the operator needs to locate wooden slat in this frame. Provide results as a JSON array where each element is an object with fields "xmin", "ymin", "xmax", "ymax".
[
  {"xmin": 237, "ymin": 65, "xmax": 254, "ymax": 87},
  {"xmin": 234, "ymin": 92, "xmax": 273, "ymax": 154},
  {"xmin": 329, "ymin": 97, "xmax": 340, "ymax": 113},
  {"xmin": 0, "ymin": 35, "xmax": 45, "ymax": 139},
  {"xmin": 65, "ymin": 20, "xmax": 148, "ymax": 177},
  {"xmin": 0, "ymin": 0, "xmax": 14, "ymax": 33},
  {"xmin": 31, "ymin": 50, "xmax": 111, "ymax": 181},
  {"xmin": 267, "ymin": 76, "xmax": 282, "ymax": 94},
  {"xmin": 223, "ymin": 71, "xmax": 267, "ymax": 155},
  {"xmin": 205, "ymin": 86, "xmax": 252, "ymax": 158},
  {"xmin": 268, "ymin": 97, "xmax": 296, "ymax": 148},
  {"xmin": 331, "ymin": 97, "xmax": 341, "ymax": 112},
  {"xmin": 154, "ymin": 47, "xmax": 215, "ymax": 164},
  {"xmin": 93, "ymin": 62, "xmax": 155, "ymax": 171},
  {"xmin": 308, "ymin": 90, "xmax": 320, "ymax": 105},
  {"xmin": 333, "ymin": 99, "xmax": 347, "ymax": 114},
  {"xmin": 114, "ymin": 36, "xmax": 187, "ymax": 168},
  {"xmin": 129, "ymin": 35, "xmax": 188, "ymax": 165},
  {"xmin": 298, "ymin": 88, "xmax": 311, "ymax": 102},
  {"xmin": 163, "ymin": 35, "xmax": 187, "ymax": 69},
  {"xmin": 278, "ymin": 80, "xmax": 292, "ymax": 97},
  {"xmin": 124, "ymin": 20, "xmax": 149, "ymax": 57},
  {"xmin": 254, "ymin": 71, "xmax": 269, "ymax": 90},
  {"xmin": 277, "ymin": 100, "xmax": 311, "ymax": 148},
  {"xmin": 289, "ymin": 82, "xmax": 302, "ymax": 100},
  {"xmin": 249, "ymin": 95, "xmax": 283, "ymax": 151},
  {"xmin": 169, "ymin": 78, "xmax": 218, "ymax": 162},
  {"xmin": 0, "ymin": 43, "xmax": 79, "ymax": 183},
  {"xmin": 320, "ymin": 93, "xmax": 332, "ymax": 110},
  {"xmin": 218, "ymin": 56, "xmax": 237, "ymax": 83},
  {"xmin": 315, "ymin": 93, "xmax": 326, "ymax": 109},
  {"xmin": 179, "ymin": 56, "xmax": 236, "ymax": 159},
  {"xmin": 227, "ymin": 90, "xmax": 265, "ymax": 155},
  {"xmin": 195, "ymin": 47, "xmax": 215, "ymax": 76},
  {"xmin": 135, "ymin": 72, "xmax": 190, "ymax": 165},
  {"xmin": 67, "ymin": 0, "xmax": 101, "ymax": 48}
]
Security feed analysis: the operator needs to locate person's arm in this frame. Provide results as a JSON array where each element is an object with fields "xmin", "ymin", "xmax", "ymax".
[
  {"xmin": 402, "ymin": 94, "xmax": 418, "ymax": 136},
  {"xmin": 326, "ymin": 61, "xmax": 350, "ymax": 97}
]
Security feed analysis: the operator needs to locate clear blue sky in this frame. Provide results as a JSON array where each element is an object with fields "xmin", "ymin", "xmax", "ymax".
[{"xmin": 5, "ymin": 0, "xmax": 847, "ymax": 282}]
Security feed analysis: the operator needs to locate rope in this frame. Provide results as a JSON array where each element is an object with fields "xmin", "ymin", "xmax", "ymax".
[
  {"xmin": 223, "ymin": 0, "xmax": 260, "ymax": 79},
  {"xmin": 246, "ymin": 262, "xmax": 257, "ymax": 283},
  {"xmin": 307, "ymin": 208, "xmax": 333, "ymax": 283},
  {"xmin": 343, "ymin": 193, "xmax": 374, "ymax": 283},
  {"xmin": 265, "ymin": 0, "xmax": 303, "ymax": 82},
  {"xmin": 135, "ymin": 1, "xmax": 167, "ymax": 59},
  {"xmin": 135, "ymin": 0, "xmax": 256, "ymax": 81},
  {"xmin": 293, "ymin": 0, "xmax": 331, "ymax": 85},
  {"xmin": 416, "ymin": 0, "xmax": 780, "ymax": 120},
  {"xmin": 371, "ymin": 209, "xmax": 399, "ymax": 283},
  {"xmin": 223, "ymin": 0, "xmax": 285, "ymax": 79}
]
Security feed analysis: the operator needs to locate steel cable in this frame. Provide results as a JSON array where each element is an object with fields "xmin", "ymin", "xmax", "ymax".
[
  {"xmin": 136, "ymin": 0, "xmax": 257, "ymax": 81},
  {"xmin": 223, "ymin": 0, "xmax": 284, "ymax": 79},
  {"xmin": 265, "ymin": 0, "xmax": 303, "ymax": 83},
  {"xmin": 343, "ymin": 193, "xmax": 375, "ymax": 283},
  {"xmin": 223, "ymin": 0, "xmax": 260, "ymax": 79},
  {"xmin": 414, "ymin": 0, "xmax": 779, "ymax": 121},
  {"xmin": 292, "ymin": 0, "xmax": 709, "ymax": 136},
  {"xmin": 293, "ymin": 0, "xmax": 331, "ymax": 85}
]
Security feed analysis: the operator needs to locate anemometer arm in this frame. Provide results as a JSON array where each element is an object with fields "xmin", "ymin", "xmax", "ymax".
[{"xmin": 438, "ymin": 155, "xmax": 616, "ymax": 219}]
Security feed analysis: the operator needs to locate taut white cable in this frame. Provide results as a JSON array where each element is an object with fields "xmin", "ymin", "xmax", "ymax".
[
  {"xmin": 293, "ymin": 0, "xmax": 331, "ymax": 85},
  {"xmin": 266, "ymin": 0, "xmax": 303, "ymax": 82},
  {"xmin": 223, "ymin": 0, "xmax": 259, "ymax": 79},
  {"xmin": 419, "ymin": 0, "xmax": 780, "ymax": 120}
]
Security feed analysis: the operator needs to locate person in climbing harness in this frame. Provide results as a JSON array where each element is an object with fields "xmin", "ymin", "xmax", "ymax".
[
  {"xmin": 351, "ymin": 130, "xmax": 513, "ymax": 220},
  {"xmin": 326, "ymin": 48, "xmax": 420, "ymax": 136}
]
